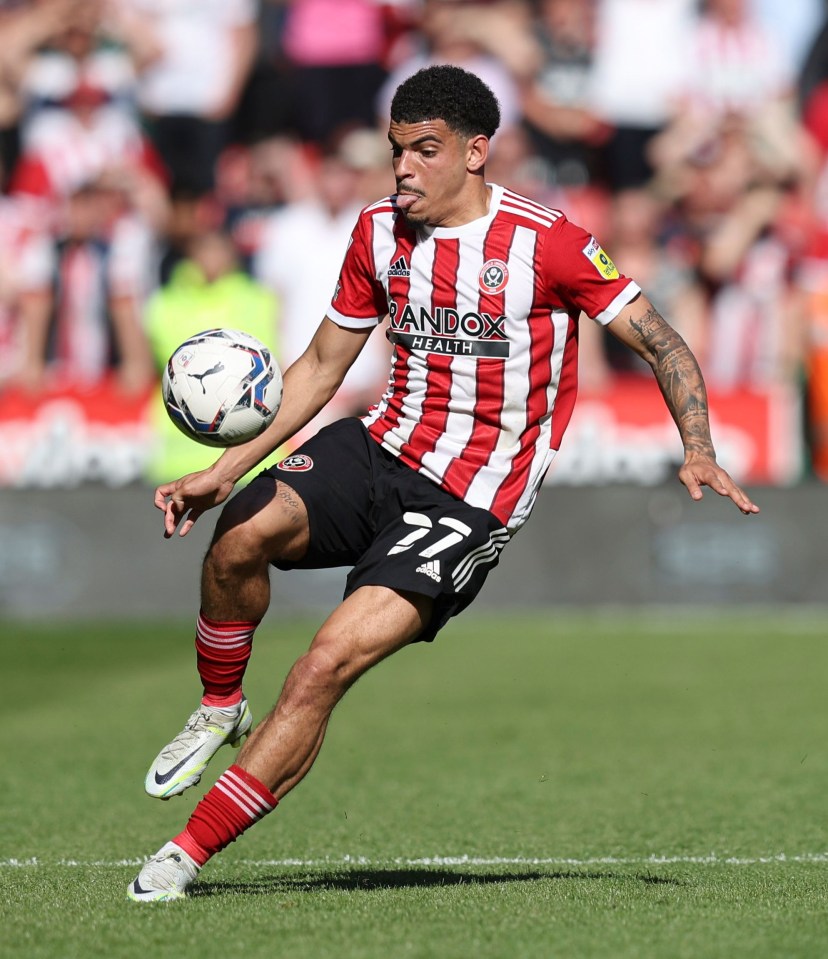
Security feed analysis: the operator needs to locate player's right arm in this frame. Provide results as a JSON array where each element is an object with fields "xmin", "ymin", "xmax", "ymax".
[{"xmin": 155, "ymin": 316, "xmax": 374, "ymax": 538}]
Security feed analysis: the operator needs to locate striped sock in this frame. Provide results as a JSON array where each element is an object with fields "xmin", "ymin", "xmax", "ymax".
[
  {"xmin": 174, "ymin": 765, "xmax": 277, "ymax": 867},
  {"xmin": 195, "ymin": 612, "xmax": 259, "ymax": 707}
]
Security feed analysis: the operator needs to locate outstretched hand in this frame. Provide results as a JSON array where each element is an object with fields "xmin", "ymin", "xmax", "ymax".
[
  {"xmin": 154, "ymin": 467, "xmax": 237, "ymax": 538},
  {"xmin": 678, "ymin": 454, "xmax": 760, "ymax": 515}
]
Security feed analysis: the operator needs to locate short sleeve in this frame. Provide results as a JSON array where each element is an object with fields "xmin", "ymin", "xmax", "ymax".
[
  {"xmin": 326, "ymin": 214, "xmax": 388, "ymax": 330},
  {"xmin": 543, "ymin": 215, "xmax": 640, "ymax": 324}
]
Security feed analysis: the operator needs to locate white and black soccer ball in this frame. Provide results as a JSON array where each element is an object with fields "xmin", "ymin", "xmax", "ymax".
[{"xmin": 162, "ymin": 329, "xmax": 283, "ymax": 447}]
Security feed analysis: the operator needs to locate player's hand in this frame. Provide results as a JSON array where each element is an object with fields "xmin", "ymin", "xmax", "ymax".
[
  {"xmin": 678, "ymin": 453, "xmax": 760, "ymax": 515},
  {"xmin": 154, "ymin": 468, "xmax": 237, "ymax": 538}
]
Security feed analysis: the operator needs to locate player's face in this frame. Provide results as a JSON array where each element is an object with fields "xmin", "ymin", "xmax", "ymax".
[{"xmin": 388, "ymin": 119, "xmax": 487, "ymax": 228}]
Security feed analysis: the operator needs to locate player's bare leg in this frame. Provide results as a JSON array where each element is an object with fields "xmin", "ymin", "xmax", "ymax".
[
  {"xmin": 237, "ymin": 584, "xmax": 431, "ymax": 797},
  {"xmin": 200, "ymin": 475, "xmax": 311, "ymax": 621},
  {"xmin": 144, "ymin": 477, "xmax": 310, "ymax": 800},
  {"xmin": 130, "ymin": 585, "xmax": 431, "ymax": 901}
]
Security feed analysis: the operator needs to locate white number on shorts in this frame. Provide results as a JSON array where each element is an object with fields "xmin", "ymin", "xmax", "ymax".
[{"xmin": 387, "ymin": 512, "xmax": 472, "ymax": 557}]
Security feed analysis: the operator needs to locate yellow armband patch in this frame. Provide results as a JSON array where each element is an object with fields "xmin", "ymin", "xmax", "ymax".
[{"xmin": 582, "ymin": 237, "xmax": 620, "ymax": 280}]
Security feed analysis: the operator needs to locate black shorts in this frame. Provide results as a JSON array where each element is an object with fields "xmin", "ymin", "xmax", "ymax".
[{"xmin": 260, "ymin": 418, "xmax": 510, "ymax": 642}]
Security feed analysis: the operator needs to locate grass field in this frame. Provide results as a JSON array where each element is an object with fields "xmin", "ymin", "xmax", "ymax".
[{"xmin": 2, "ymin": 610, "xmax": 828, "ymax": 959}]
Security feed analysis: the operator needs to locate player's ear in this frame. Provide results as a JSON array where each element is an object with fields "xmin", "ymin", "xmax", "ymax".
[{"xmin": 466, "ymin": 134, "xmax": 489, "ymax": 173}]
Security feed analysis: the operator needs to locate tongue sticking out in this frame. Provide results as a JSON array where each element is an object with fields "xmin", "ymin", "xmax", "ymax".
[{"xmin": 396, "ymin": 193, "xmax": 419, "ymax": 212}]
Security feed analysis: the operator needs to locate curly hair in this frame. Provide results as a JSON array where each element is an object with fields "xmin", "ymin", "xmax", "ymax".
[{"xmin": 390, "ymin": 65, "xmax": 501, "ymax": 140}]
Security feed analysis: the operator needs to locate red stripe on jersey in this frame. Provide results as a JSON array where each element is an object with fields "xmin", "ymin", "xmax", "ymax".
[
  {"xmin": 439, "ymin": 219, "xmax": 515, "ymax": 498},
  {"xmin": 549, "ymin": 317, "xmax": 580, "ymax": 450},
  {"xmin": 368, "ymin": 218, "xmax": 416, "ymax": 443},
  {"xmin": 490, "ymin": 232, "xmax": 557, "ymax": 522},
  {"xmin": 398, "ymin": 237, "xmax": 459, "ymax": 465}
]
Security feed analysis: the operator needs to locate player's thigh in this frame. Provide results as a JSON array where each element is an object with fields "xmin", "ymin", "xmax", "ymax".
[
  {"xmin": 262, "ymin": 418, "xmax": 377, "ymax": 569},
  {"xmin": 309, "ymin": 584, "xmax": 432, "ymax": 682},
  {"xmin": 211, "ymin": 474, "xmax": 310, "ymax": 565}
]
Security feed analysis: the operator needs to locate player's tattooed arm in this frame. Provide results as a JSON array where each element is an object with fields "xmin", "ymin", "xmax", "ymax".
[
  {"xmin": 625, "ymin": 304, "xmax": 716, "ymax": 458},
  {"xmin": 607, "ymin": 294, "xmax": 759, "ymax": 514}
]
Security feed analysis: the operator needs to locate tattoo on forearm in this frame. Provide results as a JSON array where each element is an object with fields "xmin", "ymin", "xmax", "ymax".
[{"xmin": 628, "ymin": 307, "xmax": 715, "ymax": 457}]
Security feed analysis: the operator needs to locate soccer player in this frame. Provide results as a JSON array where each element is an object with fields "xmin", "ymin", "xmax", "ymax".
[{"xmin": 128, "ymin": 65, "xmax": 759, "ymax": 901}]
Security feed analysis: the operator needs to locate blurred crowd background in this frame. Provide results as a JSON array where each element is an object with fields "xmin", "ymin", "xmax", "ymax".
[{"xmin": 1, "ymin": 0, "xmax": 828, "ymax": 483}]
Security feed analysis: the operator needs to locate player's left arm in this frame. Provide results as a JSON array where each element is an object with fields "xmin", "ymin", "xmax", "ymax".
[{"xmin": 606, "ymin": 293, "xmax": 759, "ymax": 515}]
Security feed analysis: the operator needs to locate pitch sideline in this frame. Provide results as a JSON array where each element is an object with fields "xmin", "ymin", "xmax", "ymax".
[{"xmin": 3, "ymin": 852, "xmax": 828, "ymax": 868}]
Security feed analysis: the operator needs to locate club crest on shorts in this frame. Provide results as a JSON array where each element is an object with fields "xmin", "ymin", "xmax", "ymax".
[
  {"xmin": 478, "ymin": 259, "xmax": 509, "ymax": 294},
  {"xmin": 276, "ymin": 454, "xmax": 314, "ymax": 471}
]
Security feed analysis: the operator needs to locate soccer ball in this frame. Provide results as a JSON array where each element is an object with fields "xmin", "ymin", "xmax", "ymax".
[{"xmin": 162, "ymin": 329, "xmax": 283, "ymax": 447}]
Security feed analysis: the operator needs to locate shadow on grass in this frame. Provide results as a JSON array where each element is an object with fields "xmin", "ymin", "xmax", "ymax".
[{"xmin": 193, "ymin": 867, "xmax": 684, "ymax": 898}]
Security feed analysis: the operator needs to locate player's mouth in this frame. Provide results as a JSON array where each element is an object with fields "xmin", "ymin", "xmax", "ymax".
[{"xmin": 395, "ymin": 189, "xmax": 423, "ymax": 212}]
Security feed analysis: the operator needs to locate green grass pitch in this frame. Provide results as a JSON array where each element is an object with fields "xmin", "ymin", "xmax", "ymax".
[{"xmin": 2, "ymin": 610, "xmax": 828, "ymax": 959}]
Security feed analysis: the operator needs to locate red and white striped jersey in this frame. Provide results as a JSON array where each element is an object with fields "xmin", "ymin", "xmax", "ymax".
[{"xmin": 327, "ymin": 183, "xmax": 640, "ymax": 532}]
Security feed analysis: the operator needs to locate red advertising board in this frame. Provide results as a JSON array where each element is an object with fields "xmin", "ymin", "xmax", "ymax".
[
  {"xmin": 0, "ymin": 379, "xmax": 154, "ymax": 488},
  {"xmin": 0, "ymin": 375, "xmax": 803, "ymax": 488},
  {"xmin": 548, "ymin": 376, "xmax": 802, "ymax": 486}
]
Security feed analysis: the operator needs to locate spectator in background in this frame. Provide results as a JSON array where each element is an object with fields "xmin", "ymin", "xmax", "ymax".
[
  {"xmin": 0, "ymin": 0, "xmax": 79, "ymax": 191},
  {"xmin": 376, "ymin": 0, "xmax": 523, "ymax": 131},
  {"xmin": 26, "ymin": 172, "xmax": 157, "ymax": 392},
  {"xmin": 219, "ymin": 133, "xmax": 316, "ymax": 269},
  {"xmin": 648, "ymin": 0, "xmax": 811, "ymax": 390},
  {"xmin": 520, "ymin": 0, "xmax": 610, "ymax": 192},
  {"xmin": 671, "ymin": 0, "xmax": 797, "ymax": 135},
  {"xmin": 7, "ymin": 1, "xmax": 169, "ymax": 222},
  {"xmin": 0, "ymin": 188, "xmax": 53, "ymax": 388},
  {"xmin": 144, "ymin": 227, "xmax": 278, "ymax": 481},
  {"xmin": 601, "ymin": 187, "xmax": 708, "ymax": 378},
  {"xmin": 253, "ymin": 127, "xmax": 392, "ymax": 445},
  {"xmin": 650, "ymin": 0, "xmax": 807, "ymax": 197},
  {"xmin": 653, "ymin": 112, "xmax": 807, "ymax": 390},
  {"xmin": 280, "ymin": 0, "xmax": 392, "ymax": 145},
  {"xmin": 588, "ymin": 0, "xmax": 696, "ymax": 191},
  {"xmin": 112, "ymin": 0, "xmax": 259, "ymax": 196},
  {"xmin": 17, "ymin": 0, "xmax": 138, "ymax": 127}
]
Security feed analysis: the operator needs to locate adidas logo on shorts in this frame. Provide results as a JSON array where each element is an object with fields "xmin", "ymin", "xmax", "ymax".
[{"xmin": 415, "ymin": 559, "xmax": 441, "ymax": 583}]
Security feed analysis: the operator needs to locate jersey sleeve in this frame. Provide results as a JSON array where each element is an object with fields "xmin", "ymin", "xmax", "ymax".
[
  {"xmin": 326, "ymin": 212, "xmax": 389, "ymax": 331},
  {"xmin": 543, "ymin": 215, "xmax": 640, "ymax": 325}
]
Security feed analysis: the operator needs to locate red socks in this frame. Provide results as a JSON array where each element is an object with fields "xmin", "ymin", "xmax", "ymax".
[
  {"xmin": 178, "ymin": 617, "xmax": 273, "ymax": 866},
  {"xmin": 195, "ymin": 612, "xmax": 259, "ymax": 707},
  {"xmin": 174, "ymin": 765, "xmax": 277, "ymax": 866}
]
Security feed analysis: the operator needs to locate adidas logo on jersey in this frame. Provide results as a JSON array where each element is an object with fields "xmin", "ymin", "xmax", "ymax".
[
  {"xmin": 415, "ymin": 559, "xmax": 441, "ymax": 582},
  {"xmin": 387, "ymin": 256, "xmax": 411, "ymax": 277}
]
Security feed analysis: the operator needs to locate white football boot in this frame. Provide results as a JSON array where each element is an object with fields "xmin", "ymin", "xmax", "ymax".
[
  {"xmin": 127, "ymin": 842, "xmax": 200, "ymax": 902},
  {"xmin": 145, "ymin": 697, "xmax": 253, "ymax": 799}
]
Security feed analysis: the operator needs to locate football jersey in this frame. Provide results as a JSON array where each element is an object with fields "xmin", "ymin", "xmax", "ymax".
[{"xmin": 327, "ymin": 183, "xmax": 640, "ymax": 532}]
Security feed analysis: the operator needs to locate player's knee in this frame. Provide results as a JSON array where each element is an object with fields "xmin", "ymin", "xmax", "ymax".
[
  {"xmin": 204, "ymin": 520, "xmax": 269, "ymax": 584},
  {"xmin": 286, "ymin": 645, "xmax": 354, "ymax": 704}
]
